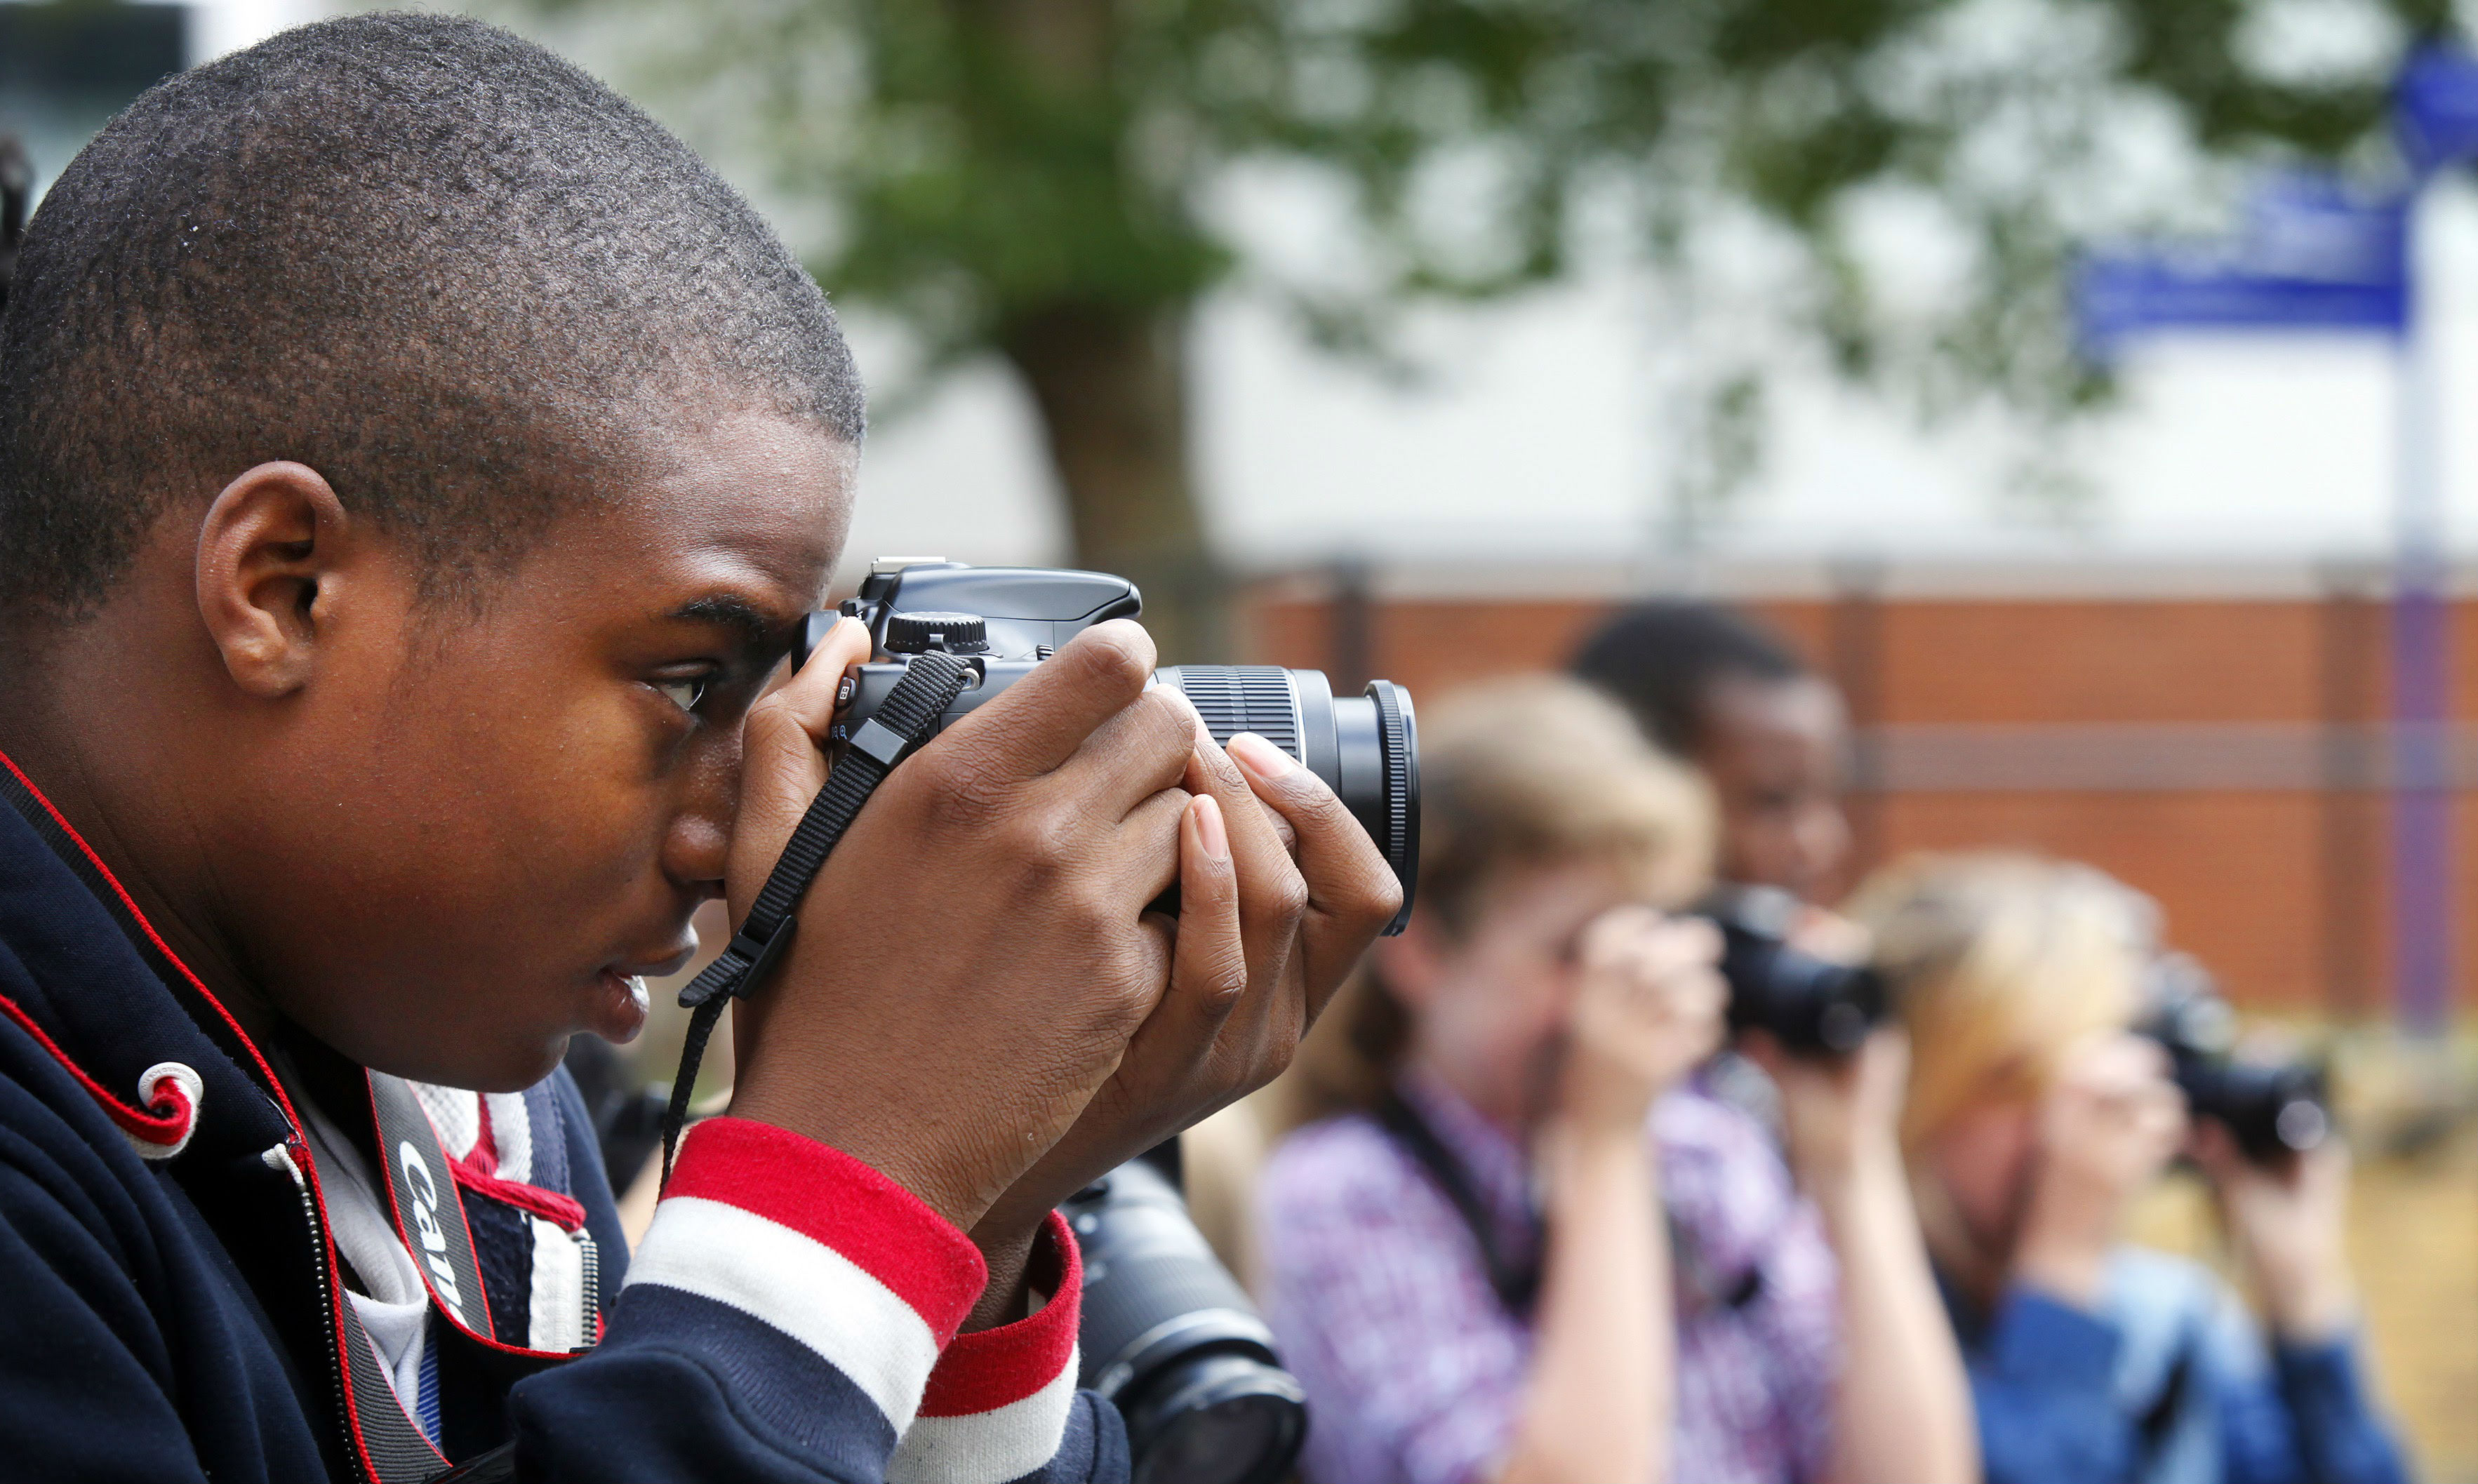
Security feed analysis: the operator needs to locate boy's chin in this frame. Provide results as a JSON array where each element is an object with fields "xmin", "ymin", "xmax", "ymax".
[
  {"xmin": 484, "ymin": 1034, "xmax": 578, "ymax": 1094},
  {"xmin": 390, "ymin": 1034, "xmax": 575, "ymax": 1095}
]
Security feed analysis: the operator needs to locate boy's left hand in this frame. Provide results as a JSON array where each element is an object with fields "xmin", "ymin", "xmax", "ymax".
[
  {"xmin": 1743, "ymin": 1027, "xmax": 1911, "ymax": 1191},
  {"xmin": 964, "ymin": 722, "xmax": 1400, "ymax": 1325}
]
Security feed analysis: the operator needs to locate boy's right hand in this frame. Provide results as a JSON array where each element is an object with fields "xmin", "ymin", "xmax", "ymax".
[
  {"xmin": 2194, "ymin": 1122, "xmax": 2358, "ymax": 1344},
  {"xmin": 722, "ymin": 617, "xmax": 1215, "ymax": 1231},
  {"xmin": 1557, "ymin": 907, "xmax": 1726, "ymax": 1133}
]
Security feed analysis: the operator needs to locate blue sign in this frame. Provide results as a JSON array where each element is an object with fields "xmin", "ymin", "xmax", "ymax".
[
  {"xmin": 2397, "ymin": 44, "xmax": 2478, "ymax": 173},
  {"xmin": 2074, "ymin": 174, "xmax": 2407, "ymax": 356}
]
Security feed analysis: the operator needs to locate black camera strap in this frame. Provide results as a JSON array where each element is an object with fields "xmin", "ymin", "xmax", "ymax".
[
  {"xmin": 1375, "ymin": 1088, "xmax": 1773, "ymax": 1323},
  {"xmin": 659, "ymin": 650, "xmax": 975, "ymax": 1185},
  {"xmin": 1374, "ymin": 1091, "xmax": 1543, "ymax": 1316}
]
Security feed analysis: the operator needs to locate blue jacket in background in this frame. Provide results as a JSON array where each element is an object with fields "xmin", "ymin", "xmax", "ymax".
[{"xmin": 1948, "ymin": 1248, "xmax": 2410, "ymax": 1484}]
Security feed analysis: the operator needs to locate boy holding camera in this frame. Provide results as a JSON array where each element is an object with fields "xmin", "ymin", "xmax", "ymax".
[
  {"xmin": 0, "ymin": 15, "xmax": 1397, "ymax": 1482},
  {"xmin": 1256, "ymin": 679, "xmax": 1973, "ymax": 1484}
]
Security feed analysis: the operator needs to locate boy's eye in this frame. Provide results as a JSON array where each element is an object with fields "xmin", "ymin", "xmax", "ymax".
[{"xmin": 654, "ymin": 676, "xmax": 708, "ymax": 714}]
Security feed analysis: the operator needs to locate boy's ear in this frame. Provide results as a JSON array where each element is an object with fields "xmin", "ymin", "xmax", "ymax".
[{"xmin": 194, "ymin": 462, "xmax": 357, "ymax": 699}]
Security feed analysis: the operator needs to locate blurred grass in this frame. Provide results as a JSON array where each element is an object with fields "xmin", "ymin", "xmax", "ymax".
[{"xmin": 2126, "ymin": 1029, "xmax": 2478, "ymax": 1483}]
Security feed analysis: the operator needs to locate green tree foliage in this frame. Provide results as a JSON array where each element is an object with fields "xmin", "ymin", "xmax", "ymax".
[{"xmin": 524, "ymin": 0, "xmax": 2444, "ymax": 655}]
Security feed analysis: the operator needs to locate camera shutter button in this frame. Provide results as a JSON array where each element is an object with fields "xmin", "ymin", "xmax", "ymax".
[{"xmin": 884, "ymin": 611, "xmax": 990, "ymax": 654}]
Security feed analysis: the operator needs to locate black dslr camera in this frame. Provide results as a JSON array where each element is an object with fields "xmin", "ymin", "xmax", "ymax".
[
  {"xmin": 1698, "ymin": 885, "xmax": 1891, "ymax": 1057},
  {"xmin": 797, "ymin": 559, "xmax": 1425, "ymax": 1484},
  {"xmin": 806, "ymin": 559, "xmax": 1420, "ymax": 935},
  {"xmin": 2140, "ymin": 954, "xmax": 2331, "ymax": 1165}
]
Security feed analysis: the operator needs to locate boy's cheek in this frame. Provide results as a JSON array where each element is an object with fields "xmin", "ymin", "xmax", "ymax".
[{"xmin": 246, "ymin": 688, "xmax": 684, "ymax": 1083}]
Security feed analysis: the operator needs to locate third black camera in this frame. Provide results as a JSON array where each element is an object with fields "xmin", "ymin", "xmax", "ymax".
[{"xmin": 1063, "ymin": 1154, "xmax": 1306, "ymax": 1484}]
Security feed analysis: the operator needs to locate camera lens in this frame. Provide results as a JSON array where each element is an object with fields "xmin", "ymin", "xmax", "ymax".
[
  {"xmin": 2139, "ymin": 953, "xmax": 2332, "ymax": 1165},
  {"xmin": 1699, "ymin": 886, "xmax": 1890, "ymax": 1056},
  {"xmin": 1158, "ymin": 666, "xmax": 1419, "ymax": 934},
  {"xmin": 1067, "ymin": 1159, "xmax": 1309, "ymax": 1484},
  {"xmin": 1124, "ymin": 1355, "xmax": 1307, "ymax": 1484},
  {"xmin": 2180, "ymin": 1058, "xmax": 2332, "ymax": 1163}
]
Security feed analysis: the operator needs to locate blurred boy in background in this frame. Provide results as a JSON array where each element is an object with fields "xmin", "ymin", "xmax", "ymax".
[
  {"xmin": 1853, "ymin": 853, "xmax": 2408, "ymax": 1484},
  {"xmin": 1253, "ymin": 678, "xmax": 1973, "ymax": 1484},
  {"xmin": 1573, "ymin": 601, "xmax": 1852, "ymax": 906}
]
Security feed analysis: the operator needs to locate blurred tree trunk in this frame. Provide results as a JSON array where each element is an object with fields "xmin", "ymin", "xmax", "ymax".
[
  {"xmin": 973, "ymin": 0, "xmax": 1229, "ymax": 662},
  {"xmin": 1000, "ymin": 305, "xmax": 1229, "ymax": 663}
]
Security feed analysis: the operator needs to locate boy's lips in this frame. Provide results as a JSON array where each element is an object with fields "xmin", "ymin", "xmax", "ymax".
[
  {"xmin": 591, "ymin": 968, "xmax": 653, "ymax": 1044},
  {"xmin": 586, "ymin": 937, "xmax": 697, "ymax": 1045}
]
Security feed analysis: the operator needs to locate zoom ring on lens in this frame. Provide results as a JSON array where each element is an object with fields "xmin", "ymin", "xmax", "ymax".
[{"xmin": 1174, "ymin": 666, "xmax": 1302, "ymax": 761}]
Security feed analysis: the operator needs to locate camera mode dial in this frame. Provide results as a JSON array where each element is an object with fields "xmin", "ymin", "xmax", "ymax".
[{"xmin": 884, "ymin": 611, "xmax": 990, "ymax": 655}]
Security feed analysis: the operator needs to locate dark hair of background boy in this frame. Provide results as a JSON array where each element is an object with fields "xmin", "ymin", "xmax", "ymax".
[{"xmin": 1570, "ymin": 600, "xmax": 1809, "ymax": 757}]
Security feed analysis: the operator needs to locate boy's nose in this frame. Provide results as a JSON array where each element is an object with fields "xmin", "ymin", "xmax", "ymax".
[{"xmin": 664, "ymin": 743, "xmax": 737, "ymax": 893}]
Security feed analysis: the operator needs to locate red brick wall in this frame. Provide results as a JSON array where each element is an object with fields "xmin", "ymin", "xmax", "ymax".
[
  {"xmin": 1846, "ymin": 600, "xmax": 2329, "ymax": 723},
  {"xmin": 1241, "ymin": 585, "xmax": 2435, "ymax": 1016}
]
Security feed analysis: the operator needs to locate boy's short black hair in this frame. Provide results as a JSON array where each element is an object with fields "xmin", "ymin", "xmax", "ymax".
[
  {"xmin": 0, "ymin": 13, "xmax": 863, "ymax": 621},
  {"xmin": 1570, "ymin": 600, "xmax": 1808, "ymax": 755}
]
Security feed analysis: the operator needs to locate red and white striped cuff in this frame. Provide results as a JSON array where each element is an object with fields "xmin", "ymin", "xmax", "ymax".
[
  {"xmin": 892, "ymin": 1209, "xmax": 1086, "ymax": 1484},
  {"xmin": 622, "ymin": 1117, "xmax": 990, "ymax": 1431}
]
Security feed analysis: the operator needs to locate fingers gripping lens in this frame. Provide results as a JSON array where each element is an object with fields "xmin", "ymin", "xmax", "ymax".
[{"xmin": 1156, "ymin": 667, "xmax": 1419, "ymax": 936}]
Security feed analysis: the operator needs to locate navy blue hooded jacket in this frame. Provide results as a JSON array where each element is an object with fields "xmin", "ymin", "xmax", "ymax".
[{"xmin": 0, "ymin": 752, "xmax": 1126, "ymax": 1483}]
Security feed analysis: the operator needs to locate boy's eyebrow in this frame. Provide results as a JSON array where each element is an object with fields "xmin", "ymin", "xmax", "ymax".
[{"xmin": 666, "ymin": 594, "xmax": 800, "ymax": 652}]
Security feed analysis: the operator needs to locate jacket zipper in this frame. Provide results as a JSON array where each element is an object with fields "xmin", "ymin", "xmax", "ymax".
[
  {"xmin": 267, "ymin": 1138, "xmax": 371, "ymax": 1484},
  {"xmin": 574, "ymin": 1229, "xmax": 600, "ymax": 1351}
]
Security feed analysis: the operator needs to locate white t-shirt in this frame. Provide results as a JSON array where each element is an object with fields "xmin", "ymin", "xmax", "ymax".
[{"xmin": 298, "ymin": 1097, "xmax": 437, "ymax": 1438}]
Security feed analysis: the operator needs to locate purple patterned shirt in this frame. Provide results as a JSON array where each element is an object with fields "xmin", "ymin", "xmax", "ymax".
[{"xmin": 1255, "ymin": 1071, "xmax": 1839, "ymax": 1484}]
